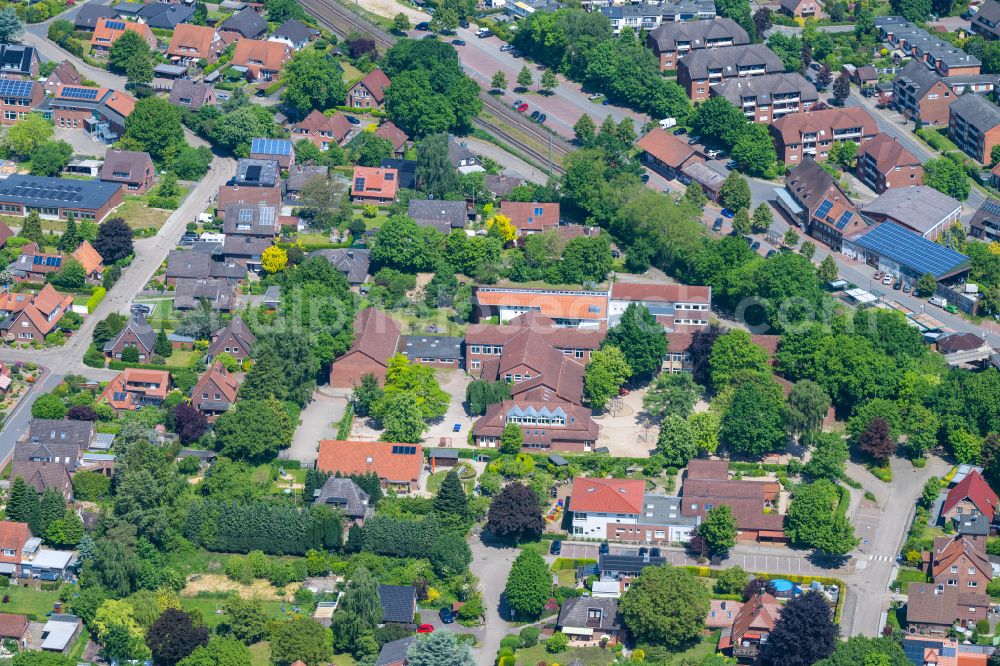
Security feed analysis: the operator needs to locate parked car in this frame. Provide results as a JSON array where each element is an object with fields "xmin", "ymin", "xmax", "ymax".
[
  {"xmin": 452, "ymin": 38, "xmax": 465, "ymax": 45},
  {"xmin": 417, "ymin": 624, "xmax": 434, "ymax": 634},
  {"xmin": 517, "ymin": 103, "xmax": 528, "ymax": 112},
  {"xmin": 599, "ymin": 542, "xmax": 610, "ymax": 555},
  {"xmin": 721, "ymin": 208, "xmax": 735, "ymax": 218},
  {"xmin": 766, "ymin": 249, "xmax": 776, "ymax": 258},
  {"xmin": 511, "ymin": 49, "xmax": 522, "ymax": 57},
  {"xmin": 512, "ymin": 99, "xmax": 522, "ymax": 109},
  {"xmin": 893, "ymin": 281, "xmax": 902, "ymax": 290},
  {"xmin": 751, "ymin": 241, "xmax": 761, "ymax": 251},
  {"xmin": 345, "ymin": 115, "xmax": 360, "ymax": 125},
  {"xmin": 530, "ymin": 110, "xmax": 540, "ymax": 121},
  {"xmin": 180, "ymin": 232, "xmax": 198, "ymax": 245},
  {"xmin": 550, "ymin": 540, "xmax": 562, "ymax": 555},
  {"xmin": 476, "ymin": 27, "xmax": 492, "ymax": 37},
  {"xmin": 537, "ymin": 113, "xmax": 546, "ymax": 123},
  {"xmin": 673, "ymin": 127, "xmax": 687, "ymax": 135},
  {"xmin": 712, "ymin": 218, "xmax": 723, "ymax": 231},
  {"xmin": 903, "ymin": 283, "xmax": 912, "ymax": 293},
  {"xmin": 499, "ymin": 43, "xmax": 513, "ymax": 51},
  {"xmin": 945, "ymin": 304, "xmax": 959, "ymax": 314},
  {"xmin": 415, "ymin": 21, "xmax": 430, "ymax": 30},
  {"xmin": 439, "ymin": 607, "xmax": 455, "ymax": 624},
  {"xmin": 638, "ymin": 547, "xmax": 648, "ymax": 557},
  {"xmin": 587, "ymin": 93, "xmax": 602, "ymax": 101},
  {"xmin": 882, "ymin": 274, "xmax": 893, "ymax": 285},
  {"xmin": 459, "ymin": 18, "xmax": 469, "ymax": 27},
  {"xmin": 641, "ymin": 173, "xmax": 650, "ymax": 183},
  {"xmin": 725, "ymin": 159, "xmax": 739, "ymax": 170},
  {"xmin": 705, "ymin": 149, "xmax": 721, "ymax": 159},
  {"xmin": 688, "ymin": 136, "xmax": 701, "ymax": 145}
]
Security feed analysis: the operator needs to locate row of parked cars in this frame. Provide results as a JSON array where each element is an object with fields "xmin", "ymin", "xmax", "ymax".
[
  {"xmin": 512, "ymin": 99, "xmax": 546, "ymax": 124},
  {"xmin": 550, "ymin": 540, "xmax": 664, "ymax": 558}
]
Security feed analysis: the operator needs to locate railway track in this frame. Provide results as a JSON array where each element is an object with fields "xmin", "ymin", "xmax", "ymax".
[{"xmin": 298, "ymin": 0, "xmax": 570, "ymax": 175}]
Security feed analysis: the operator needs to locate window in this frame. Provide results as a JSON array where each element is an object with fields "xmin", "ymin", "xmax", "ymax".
[
  {"xmin": 470, "ymin": 345, "xmax": 481, "ymax": 354},
  {"xmin": 1, "ymin": 549, "xmax": 13, "ymax": 556}
]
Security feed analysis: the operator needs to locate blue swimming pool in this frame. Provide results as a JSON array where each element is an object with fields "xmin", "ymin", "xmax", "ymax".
[{"xmin": 772, "ymin": 579, "xmax": 794, "ymax": 592}]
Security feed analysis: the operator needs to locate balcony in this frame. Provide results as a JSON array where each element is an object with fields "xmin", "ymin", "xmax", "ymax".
[{"xmin": 733, "ymin": 645, "xmax": 761, "ymax": 659}]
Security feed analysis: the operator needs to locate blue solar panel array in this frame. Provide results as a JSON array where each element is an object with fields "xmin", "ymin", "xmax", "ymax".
[
  {"xmin": 854, "ymin": 221, "xmax": 969, "ymax": 278},
  {"xmin": 105, "ymin": 20, "xmax": 126, "ymax": 30},
  {"xmin": 250, "ymin": 137, "xmax": 292, "ymax": 156},
  {"xmin": 61, "ymin": 87, "xmax": 99, "ymax": 100},
  {"xmin": 0, "ymin": 79, "xmax": 33, "ymax": 98},
  {"xmin": 816, "ymin": 199, "xmax": 833, "ymax": 219},
  {"xmin": 836, "ymin": 210, "xmax": 854, "ymax": 230}
]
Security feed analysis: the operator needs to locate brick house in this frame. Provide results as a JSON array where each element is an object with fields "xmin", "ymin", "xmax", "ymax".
[
  {"xmin": 0, "ymin": 79, "xmax": 43, "ymax": 126},
  {"xmin": 465, "ymin": 311, "xmax": 605, "ymax": 368},
  {"xmin": 499, "ymin": 201, "xmax": 560, "ymax": 236},
  {"xmin": 948, "ymin": 92, "xmax": 1000, "ymax": 165},
  {"xmin": 0, "ymin": 522, "xmax": 33, "ymax": 577},
  {"xmin": 99, "ymin": 369, "xmax": 171, "ymax": 410},
  {"xmin": 11, "ymin": 461, "xmax": 72, "ymax": 501},
  {"xmin": 90, "ymin": 18, "xmax": 156, "ymax": 56},
  {"xmin": 680, "ymin": 460, "xmax": 785, "ymax": 542},
  {"xmin": 347, "ymin": 69, "xmax": 390, "ymax": 109},
  {"xmin": 973, "ymin": 0, "xmax": 1000, "ymax": 39},
  {"xmin": 636, "ymin": 127, "xmax": 703, "ymax": 178},
  {"xmin": 0, "ymin": 175, "xmax": 122, "ymax": 222},
  {"xmin": 472, "ymin": 400, "xmax": 600, "ymax": 452},
  {"xmin": 0, "ymin": 613, "xmax": 30, "ymax": 647},
  {"xmin": 676, "ymin": 44, "xmax": 784, "ymax": 101},
  {"xmin": 0, "ymin": 44, "xmax": 40, "ymax": 80},
  {"xmin": 291, "ymin": 110, "xmax": 354, "ymax": 151},
  {"xmin": 710, "ymin": 73, "xmax": 818, "ymax": 123},
  {"xmin": 892, "ymin": 60, "xmax": 956, "ymax": 126},
  {"xmin": 930, "ymin": 534, "xmax": 992, "ymax": 592},
  {"xmin": 219, "ymin": 7, "xmax": 267, "ymax": 40},
  {"xmin": 569, "ymin": 477, "xmax": 699, "ymax": 544},
  {"xmin": 397, "ymin": 335, "xmax": 463, "ymax": 369},
  {"xmin": 374, "ymin": 121, "xmax": 409, "ymax": 158},
  {"xmin": 0, "ymin": 284, "xmax": 72, "ymax": 343},
  {"xmin": 856, "ymin": 133, "xmax": 923, "ymax": 193},
  {"xmin": 780, "ymin": 0, "xmax": 823, "ymax": 18},
  {"xmin": 780, "ymin": 157, "xmax": 866, "ymax": 251},
  {"xmin": 167, "ymin": 24, "xmax": 224, "ymax": 64},
  {"xmin": 16, "ymin": 418, "xmax": 92, "ymax": 470},
  {"xmin": 249, "ymin": 138, "xmax": 294, "ymax": 169},
  {"xmin": 99, "ymin": 149, "xmax": 156, "ymax": 194},
  {"xmin": 168, "ymin": 80, "xmax": 217, "ymax": 110},
  {"xmin": 769, "ymin": 107, "xmax": 878, "ymax": 164},
  {"xmin": 102, "ymin": 314, "xmax": 157, "ymax": 362},
  {"xmin": 941, "ymin": 469, "xmax": 998, "ymax": 524},
  {"xmin": 645, "ymin": 18, "xmax": 749, "ymax": 71},
  {"xmin": 72, "ymin": 240, "xmax": 105, "ymax": 285},
  {"xmin": 232, "ymin": 39, "xmax": 292, "ymax": 81},
  {"xmin": 718, "ymin": 593, "xmax": 783, "ymax": 661},
  {"xmin": 190, "ymin": 361, "xmax": 240, "ymax": 420},
  {"xmin": 609, "ymin": 282, "xmax": 711, "ymax": 328},
  {"xmin": 906, "ymin": 582, "xmax": 990, "ymax": 634},
  {"xmin": 13, "ymin": 244, "xmax": 64, "ymax": 281},
  {"xmin": 316, "ymin": 440, "xmax": 423, "ymax": 493},
  {"xmin": 329, "ymin": 308, "xmax": 402, "ymax": 388},
  {"xmin": 206, "ymin": 315, "xmax": 256, "ymax": 362},
  {"xmin": 351, "ymin": 166, "xmax": 398, "ymax": 205}
]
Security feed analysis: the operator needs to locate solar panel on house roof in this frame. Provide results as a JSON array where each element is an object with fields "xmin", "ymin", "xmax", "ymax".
[
  {"xmin": 238, "ymin": 208, "xmax": 253, "ymax": 222},
  {"xmin": 816, "ymin": 199, "xmax": 833, "ymax": 218},
  {"xmin": 259, "ymin": 207, "xmax": 275, "ymax": 226},
  {"xmin": 854, "ymin": 221, "xmax": 969, "ymax": 278},
  {"xmin": 836, "ymin": 210, "xmax": 853, "ymax": 229},
  {"xmin": 250, "ymin": 138, "xmax": 292, "ymax": 156},
  {"xmin": 0, "ymin": 79, "xmax": 33, "ymax": 98},
  {"xmin": 61, "ymin": 87, "xmax": 98, "ymax": 100},
  {"xmin": 391, "ymin": 445, "xmax": 416, "ymax": 454},
  {"xmin": 105, "ymin": 20, "xmax": 126, "ymax": 30},
  {"xmin": 983, "ymin": 200, "xmax": 1000, "ymax": 217},
  {"xmin": 354, "ymin": 177, "xmax": 365, "ymax": 191}
]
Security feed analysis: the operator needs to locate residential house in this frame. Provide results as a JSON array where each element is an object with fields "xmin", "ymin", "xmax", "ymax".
[
  {"xmin": 378, "ymin": 585, "xmax": 417, "ymax": 624},
  {"xmin": 499, "ymin": 201, "xmax": 559, "ymax": 236},
  {"xmin": 930, "ymin": 534, "xmax": 992, "ymax": 592},
  {"xmin": 718, "ymin": 593, "xmax": 783, "ymax": 661},
  {"xmin": 74, "ymin": 4, "xmax": 117, "ymax": 30},
  {"xmin": 0, "ymin": 522, "xmax": 32, "ymax": 577},
  {"xmin": 971, "ymin": 198, "xmax": 1000, "ymax": 242},
  {"xmin": 249, "ymin": 137, "xmax": 294, "ymax": 168},
  {"xmin": 223, "ymin": 203, "xmax": 278, "ymax": 237},
  {"xmin": 316, "ymin": 440, "xmax": 423, "ymax": 493},
  {"xmin": 780, "ymin": 0, "xmax": 823, "ymax": 17},
  {"xmin": 0, "ymin": 614, "xmax": 30, "ymax": 647},
  {"xmin": 167, "ymin": 25, "xmax": 224, "ymax": 64},
  {"xmin": 906, "ymin": 582, "xmax": 990, "ymax": 634},
  {"xmin": 769, "ymin": 107, "xmax": 878, "ymax": 164},
  {"xmin": 168, "ymin": 80, "xmax": 217, "ymax": 110},
  {"xmin": 351, "ymin": 166, "xmax": 398, "ymax": 205},
  {"xmin": 216, "ymin": 184, "xmax": 281, "ymax": 215},
  {"xmin": 557, "ymin": 597, "xmax": 623, "ymax": 645},
  {"xmin": 287, "ymin": 165, "xmax": 329, "ymax": 195},
  {"xmin": 780, "ymin": 157, "xmax": 866, "ymax": 251},
  {"xmin": 190, "ymin": 361, "xmax": 240, "ymax": 420},
  {"xmin": 310, "ymin": 248, "xmax": 370, "ymax": 285},
  {"xmin": 374, "ymin": 121, "xmax": 409, "ymax": 158},
  {"xmin": 0, "ymin": 79, "xmax": 43, "ymax": 126},
  {"xmin": 34, "ymin": 83, "xmax": 135, "ymax": 141},
  {"xmin": 680, "ymin": 459, "xmax": 785, "ymax": 542},
  {"xmin": 676, "ymin": 44, "xmax": 784, "ymax": 102},
  {"xmin": 347, "ymin": 69, "xmax": 390, "ymax": 109},
  {"xmin": 164, "ymin": 249, "xmax": 247, "ymax": 285},
  {"xmin": 174, "ymin": 277, "xmax": 237, "ymax": 310},
  {"xmin": 207, "ymin": 315, "xmax": 256, "ymax": 361},
  {"xmin": 0, "ymin": 45, "xmax": 39, "ymax": 80},
  {"xmin": 312, "ymin": 477, "xmax": 373, "ymax": 523},
  {"xmin": 448, "ymin": 138, "xmax": 485, "ymax": 174},
  {"xmin": 609, "ymin": 282, "xmax": 711, "ymax": 328},
  {"xmin": 949, "ymin": 92, "xmax": 1000, "ymax": 165},
  {"xmin": 233, "ymin": 157, "xmax": 280, "ymax": 189},
  {"xmin": 860, "ymin": 186, "xmax": 962, "ymax": 240},
  {"xmin": 99, "ymin": 149, "xmax": 156, "ymax": 194},
  {"xmin": 635, "ymin": 127, "xmax": 703, "ymax": 177},
  {"xmin": 90, "ymin": 18, "xmax": 157, "ymax": 56},
  {"xmin": 473, "ymin": 286, "xmax": 608, "ymax": 327},
  {"xmin": 10, "ymin": 461, "xmax": 72, "ymax": 501},
  {"xmin": 598, "ymin": 0, "xmax": 717, "ymax": 34},
  {"xmin": 270, "ymin": 19, "xmax": 320, "ymax": 49},
  {"xmin": 329, "ymin": 307, "xmax": 402, "ymax": 387},
  {"xmin": 12, "ymin": 244, "xmax": 63, "ymax": 281},
  {"xmin": 99, "ymin": 369, "xmax": 171, "ymax": 410},
  {"xmin": 72, "ymin": 240, "xmax": 105, "ymax": 285},
  {"xmin": 711, "ymin": 73, "xmax": 818, "ymax": 122},
  {"xmin": 568, "ymin": 477, "xmax": 699, "ymax": 543},
  {"xmin": 0, "ymin": 284, "xmax": 72, "ymax": 343},
  {"xmin": 138, "ymin": 2, "xmax": 196, "ymax": 29},
  {"xmin": 0, "ymin": 175, "xmax": 122, "ymax": 222},
  {"xmin": 16, "ymin": 419, "xmax": 92, "ymax": 471},
  {"xmin": 408, "ymin": 199, "xmax": 468, "ymax": 233},
  {"xmin": 221, "ymin": 235, "xmax": 271, "ymax": 272},
  {"xmin": 941, "ymin": 469, "xmax": 998, "ymax": 524},
  {"xmin": 902, "ymin": 636, "xmax": 990, "ymax": 666},
  {"xmin": 219, "ymin": 7, "xmax": 268, "ymax": 39},
  {"xmin": 486, "ymin": 174, "xmax": 524, "ymax": 199},
  {"xmin": 856, "ymin": 133, "xmax": 923, "ymax": 193},
  {"xmin": 398, "ymin": 335, "xmax": 463, "ymax": 369},
  {"xmin": 472, "ymin": 400, "xmax": 600, "ymax": 452},
  {"xmin": 232, "ymin": 39, "xmax": 292, "ymax": 81},
  {"xmin": 881, "ymin": 20, "xmax": 982, "ymax": 76},
  {"xmin": 375, "ymin": 637, "xmax": 415, "ymax": 666},
  {"xmin": 974, "ymin": 0, "xmax": 1000, "ymax": 40},
  {"xmin": 291, "ymin": 110, "xmax": 353, "ymax": 151},
  {"xmin": 892, "ymin": 60, "xmax": 956, "ymax": 126},
  {"xmin": 645, "ymin": 18, "xmax": 749, "ymax": 71},
  {"xmin": 380, "ymin": 158, "xmax": 417, "ymax": 190},
  {"xmin": 42, "ymin": 61, "xmax": 82, "ymax": 96},
  {"xmin": 102, "ymin": 314, "xmax": 157, "ymax": 361}
]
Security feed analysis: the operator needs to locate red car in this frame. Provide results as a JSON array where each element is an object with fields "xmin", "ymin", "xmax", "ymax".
[
  {"xmin": 517, "ymin": 103, "xmax": 529, "ymax": 112},
  {"xmin": 618, "ymin": 387, "xmax": 630, "ymax": 396},
  {"xmin": 417, "ymin": 624, "xmax": 434, "ymax": 634}
]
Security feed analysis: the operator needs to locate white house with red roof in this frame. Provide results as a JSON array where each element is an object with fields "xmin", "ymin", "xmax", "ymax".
[
  {"xmin": 570, "ymin": 478, "xmax": 645, "ymax": 539},
  {"xmin": 608, "ymin": 281, "xmax": 712, "ymax": 328},
  {"xmin": 941, "ymin": 469, "xmax": 998, "ymax": 525}
]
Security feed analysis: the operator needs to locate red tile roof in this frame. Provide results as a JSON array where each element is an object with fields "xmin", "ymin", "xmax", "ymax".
[
  {"xmin": 232, "ymin": 38, "xmax": 291, "ymax": 77},
  {"xmin": 943, "ymin": 469, "xmax": 998, "ymax": 521},
  {"xmin": 474, "ymin": 287, "xmax": 608, "ymax": 321},
  {"xmin": 103, "ymin": 90, "xmax": 135, "ymax": 118},
  {"xmin": 499, "ymin": 202, "xmax": 560, "ymax": 233},
  {"xmin": 374, "ymin": 121, "xmax": 409, "ymax": 150},
  {"xmin": 351, "ymin": 166, "xmax": 399, "ymax": 199},
  {"xmin": 570, "ymin": 477, "xmax": 645, "ymax": 514},
  {"xmin": 91, "ymin": 17, "xmax": 155, "ymax": 49},
  {"xmin": 0, "ymin": 613, "xmax": 28, "ymax": 639},
  {"xmin": 353, "ymin": 69, "xmax": 391, "ymax": 104},
  {"xmin": 316, "ymin": 440, "xmax": 422, "ymax": 484},
  {"xmin": 72, "ymin": 240, "xmax": 103, "ymax": 276},
  {"xmin": 0, "ymin": 522, "xmax": 29, "ymax": 564},
  {"xmin": 168, "ymin": 24, "xmax": 221, "ymax": 60},
  {"xmin": 859, "ymin": 133, "xmax": 921, "ymax": 175},
  {"xmin": 293, "ymin": 109, "xmax": 353, "ymax": 144},
  {"xmin": 636, "ymin": 128, "xmax": 700, "ymax": 168},
  {"xmin": 770, "ymin": 107, "xmax": 878, "ymax": 145}
]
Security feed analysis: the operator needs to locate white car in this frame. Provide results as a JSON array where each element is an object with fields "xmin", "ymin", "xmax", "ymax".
[
  {"xmin": 882, "ymin": 274, "xmax": 893, "ymax": 285},
  {"xmin": 706, "ymin": 149, "xmax": 721, "ymax": 159},
  {"xmin": 588, "ymin": 93, "xmax": 602, "ymax": 100}
]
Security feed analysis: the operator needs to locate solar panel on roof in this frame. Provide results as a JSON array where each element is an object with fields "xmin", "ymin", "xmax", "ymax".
[
  {"xmin": 105, "ymin": 20, "xmax": 126, "ymax": 30},
  {"xmin": 816, "ymin": 199, "xmax": 833, "ymax": 218},
  {"xmin": 391, "ymin": 445, "xmax": 416, "ymax": 454},
  {"xmin": 61, "ymin": 87, "xmax": 98, "ymax": 100},
  {"xmin": 0, "ymin": 79, "xmax": 33, "ymax": 97},
  {"xmin": 983, "ymin": 200, "xmax": 1000, "ymax": 218},
  {"xmin": 354, "ymin": 177, "xmax": 365, "ymax": 191},
  {"xmin": 855, "ymin": 221, "xmax": 969, "ymax": 278},
  {"xmin": 238, "ymin": 208, "xmax": 253, "ymax": 222},
  {"xmin": 251, "ymin": 138, "xmax": 292, "ymax": 156},
  {"xmin": 835, "ymin": 210, "xmax": 853, "ymax": 229}
]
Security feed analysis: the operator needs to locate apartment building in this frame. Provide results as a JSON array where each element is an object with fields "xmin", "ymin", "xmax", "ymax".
[
  {"xmin": 645, "ymin": 18, "xmax": 748, "ymax": 71},
  {"xmin": 710, "ymin": 72, "xmax": 818, "ymax": 123},
  {"xmin": 948, "ymin": 92, "xmax": 1000, "ymax": 165},
  {"xmin": 856, "ymin": 133, "xmax": 923, "ymax": 193},
  {"xmin": 973, "ymin": 0, "xmax": 1000, "ymax": 40},
  {"xmin": 676, "ymin": 44, "xmax": 784, "ymax": 101},
  {"xmin": 599, "ymin": 0, "xmax": 716, "ymax": 34},
  {"xmin": 769, "ymin": 107, "xmax": 878, "ymax": 164},
  {"xmin": 892, "ymin": 59, "xmax": 956, "ymax": 126}
]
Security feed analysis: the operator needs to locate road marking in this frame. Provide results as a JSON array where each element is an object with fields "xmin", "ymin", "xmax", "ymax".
[{"xmin": 867, "ymin": 555, "xmax": 893, "ymax": 562}]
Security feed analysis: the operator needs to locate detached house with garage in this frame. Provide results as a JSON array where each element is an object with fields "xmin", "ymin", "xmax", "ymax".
[
  {"xmin": 291, "ymin": 110, "xmax": 354, "ymax": 151},
  {"xmin": 168, "ymin": 80, "xmax": 217, "ymax": 110},
  {"xmin": 347, "ymin": 69, "xmax": 390, "ymax": 109},
  {"xmin": 90, "ymin": 18, "xmax": 157, "ymax": 56},
  {"xmin": 103, "ymin": 314, "xmax": 157, "ymax": 362},
  {"xmin": 219, "ymin": 7, "xmax": 267, "ymax": 40},
  {"xmin": 940, "ymin": 469, "xmax": 998, "ymax": 526},
  {"xmin": 569, "ymin": 477, "xmax": 699, "ymax": 543},
  {"xmin": 0, "ymin": 284, "xmax": 72, "ymax": 343},
  {"xmin": 232, "ymin": 39, "xmax": 292, "ymax": 81},
  {"xmin": 317, "ymin": 440, "xmax": 423, "ymax": 494},
  {"xmin": 167, "ymin": 25, "xmax": 224, "ymax": 64},
  {"xmin": 329, "ymin": 308, "xmax": 402, "ymax": 388},
  {"xmin": 718, "ymin": 593, "xmax": 783, "ymax": 662}
]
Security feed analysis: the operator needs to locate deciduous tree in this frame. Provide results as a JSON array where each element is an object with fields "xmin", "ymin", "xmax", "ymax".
[
  {"xmin": 760, "ymin": 591, "xmax": 838, "ymax": 666},
  {"xmin": 94, "ymin": 217, "xmax": 134, "ymax": 263},
  {"xmin": 698, "ymin": 505, "xmax": 737, "ymax": 556},
  {"xmin": 719, "ymin": 171, "xmax": 751, "ymax": 212},
  {"xmin": 281, "ymin": 48, "xmax": 347, "ymax": 120},
  {"xmin": 619, "ymin": 565, "xmax": 710, "ymax": 648},
  {"xmin": 584, "ymin": 345, "xmax": 631, "ymax": 410},
  {"xmin": 606, "ymin": 303, "xmax": 668, "ymax": 380},
  {"xmin": 146, "ymin": 608, "xmax": 209, "ymax": 666},
  {"xmin": 499, "ymin": 422, "xmax": 524, "ymax": 454},
  {"xmin": 6, "ymin": 113, "xmax": 53, "ymax": 160},
  {"xmin": 269, "ymin": 618, "xmax": 332, "ymax": 666},
  {"xmin": 857, "ymin": 417, "xmax": 894, "ymax": 463},
  {"xmin": 657, "ymin": 415, "xmax": 697, "ymax": 467},
  {"xmin": 503, "ymin": 549, "xmax": 551, "ymax": 619},
  {"xmin": 214, "ymin": 398, "xmax": 293, "ymax": 461},
  {"xmin": 486, "ymin": 483, "xmax": 544, "ymax": 541},
  {"xmin": 124, "ymin": 98, "xmax": 182, "ymax": 163}
]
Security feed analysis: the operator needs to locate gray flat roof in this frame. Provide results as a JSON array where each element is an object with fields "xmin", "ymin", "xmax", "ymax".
[{"xmin": 0, "ymin": 175, "xmax": 120, "ymax": 210}]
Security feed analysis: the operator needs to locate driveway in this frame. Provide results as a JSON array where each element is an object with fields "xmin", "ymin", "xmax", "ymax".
[
  {"xmin": 282, "ymin": 392, "xmax": 346, "ymax": 466},
  {"xmin": 55, "ymin": 128, "xmax": 111, "ymax": 157},
  {"xmin": 423, "ymin": 370, "xmax": 476, "ymax": 449},
  {"xmin": 469, "ymin": 535, "xmax": 519, "ymax": 663}
]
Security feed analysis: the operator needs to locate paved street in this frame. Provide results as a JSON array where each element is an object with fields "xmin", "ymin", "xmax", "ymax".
[{"xmin": 469, "ymin": 536, "xmax": 519, "ymax": 663}]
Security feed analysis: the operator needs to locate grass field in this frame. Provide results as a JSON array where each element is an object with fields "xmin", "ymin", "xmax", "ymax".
[
  {"xmin": 663, "ymin": 631, "xmax": 721, "ymax": 664},
  {"xmin": 515, "ymin": 643, "xmax": 615, "ymax": 666},
  {"xmin": 893, "ymin": 567, "xmax": 927, "ymax": 588},
  {"xmin": 249, "ymin": 641, "xmax": 269, "ymax": 666},
  {"xmin": 179, "ymin": 596, "xmax": 290, "ymax": 627},
  {"xmin": 0, "ymin": 585, "xmax": 61, "ymax": 619},
  {"xmin": 117, "ymin": 194, "xmax": 177, "ymax": 230},
  {"xmin": 341, "ymin": 62, "xmax": 363, "ymax": 84}
]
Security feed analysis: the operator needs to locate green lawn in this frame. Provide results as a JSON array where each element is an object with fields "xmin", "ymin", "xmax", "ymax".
[
  {"xmin": 0, "ymin": 585, "xmax": 61, "ymax": 619},
  {"xmin": 116, "ymin": 192, "xmax": 188, "ymax": 230},
  {"xmin": 179, "ymin": 596, "xmax": 289, "ymax": 627},
  {"xmin": 249, "ymin": 641, "xmax": 270, "ymax": 666},
  {"xmin": 164, "ymin": 349, "xmax": 199, "ymax": 369},
  {"xmin": 893, "ymin": 567, "xmax": 928, "ymax": 589},
  {"xmin": 331, "ymin": 654, "xmax": 357, "ymax": 666},
  {"xmin": 661, "ymin": 631, "xmax": 721, "ymax": 665},
  {"xmin": 515, "ymin": 643, "xmax": 615, "ymax": 666},
  {"xmin": 341, "ymin": 62, "xmax": 363, "ymax": 84}
]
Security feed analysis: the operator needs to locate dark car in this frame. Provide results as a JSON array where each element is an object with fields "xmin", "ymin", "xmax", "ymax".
[
  {"xmin": 537, "ymin": 113, "xmax": 546, "ymax": 123},
  {"xmin": 893, "ymin": 281, "xmax": 902, "ymax": 290},
  {"xmin": 415, "ymin": 21, "xmax": 430, "ymax": 30},
  {"xmin": 180, "ymin": 232, "xmax": 198, "ymax": 245},
  {"xmin": 512, "ymin": 99, "xmax": 522, "ymax": 109},
  {"xmin": 599, "ymin": 542, "xmax": 610, "ymax": 555},
  {"xmin": 766, "ymin": 249, "xmax": 776, "ymax": 258},
  {"xmin": 452, "ymin": 38, "xmax": 465, "ymax": 45},
  {"xmin": 459, "ymin": 18, "xmax": 469, "ymax": 27},
  {"xmin": 550, "ymin": 540, "xmax": 562, "ymax": 555},
  {"xmin": 638, "ymin": 547, "xmax": 648, "ymax": 557},
  {"xmin": 345, "ymin": 115, "xmax": 360, "ymax": 125},
  {"xmin": 439, "ymin": 607, "xmax": 455, "ymax": 624},
  {"xmin": 751, "ymin": 241, "xmax": 761, "ymax": 251},
  {"xmin": 641, "ymin": 173, "xmax": 649, "ymax": 183},
  {"xmin": 650, "ymin": 547, "xmax": 661, "ymax": 558},
  {"xmin": 673, "ymin": 127, "xmax": 687, "ymax": 135},
  {"xmin": 712, "ymin": 218, "xmax": 723, "ymax": 231},
  {"xmin": 721, "ymin": 208, "xmax": 735, "ymax": 218},
  {"xmin": 255, "ymin": 88, "xmax": 266, "ymax": 97},
  {"xmin": 530, "ymin": 110, "xmax": 540, "ymax": 121},
  {"xmin": 602, "ymin": 98, "xmax": 610, "ymax": 105}
]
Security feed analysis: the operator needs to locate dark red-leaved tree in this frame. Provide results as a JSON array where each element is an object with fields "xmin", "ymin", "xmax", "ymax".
[
  {"xmin": 146, "ymin": 608, "xmax": 209, "ymax": 666},
  {"xmin": 743, "ymin": 577, "xmax": 777, "ymax": 601},
  {"xmin": 858, "ymin": 417, "xmax": 895, "ymax": 463},
  {"xmin": 174, "ymin": 403, "xmax": 207, "ymax": 444},
  {"xmin": 67, "ymin": 405, "xmax": 98, "ymax": 421},
  {"xmin": 485, "ymin": 483, "xmax": 544, "ymax": 542},
  {"xmin": 759, "ymin": 591, "xmax": 837, "ymax": 666},
  {"xmin": 348, "ymin": 38, "xmax": 377, "ymax": 59},
  {"xmin": 94, "ymin": 217, "xmax": 133, "ymax": 264}
]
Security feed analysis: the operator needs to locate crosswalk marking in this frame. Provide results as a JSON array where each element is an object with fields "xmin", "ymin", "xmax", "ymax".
[{"xmin": 866, "ymin": 554, "xmax": 893, "ymax": 562}]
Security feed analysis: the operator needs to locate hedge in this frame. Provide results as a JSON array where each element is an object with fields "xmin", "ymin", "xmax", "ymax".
[
  {"xmin": 551, "ymin": 557, "xmax": 596, "ymax": 571},
  {"xmin": 86, "ymin": 287, "xmax": 106, "ymax": 313},
  {"xmin": 336, "ymin": 404, "xmax": 354, "ymax": 440},
  {"xmin": 264, "ymin": 79, "xmax": 283, "ymax": 96}
]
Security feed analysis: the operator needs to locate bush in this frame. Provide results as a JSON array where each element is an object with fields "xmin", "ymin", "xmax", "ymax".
[
  {"xmin": 977, "ymin": 619, "xmax": 990, "ymax": 634},
  {"xmin": 499, "ymin": 636, "xmax": 521, "ymax": 652},
  {"xmin": 86, "ymin": 287, "xmax": 106, "ymax": 313},
  {"xmin": 519, "ymin": 626, "xmax": 540, "ymax": 647},
  {"xmin": 546, "ymin": 632, "xmax": 569, "ymax": 653},
  {"xmin": 178, "ymin": 456, "xmax": 201, "ymax": 475},
  {"xmin": 987, "ymin": 578, "xmax": 1000, "ymax": 598}
]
